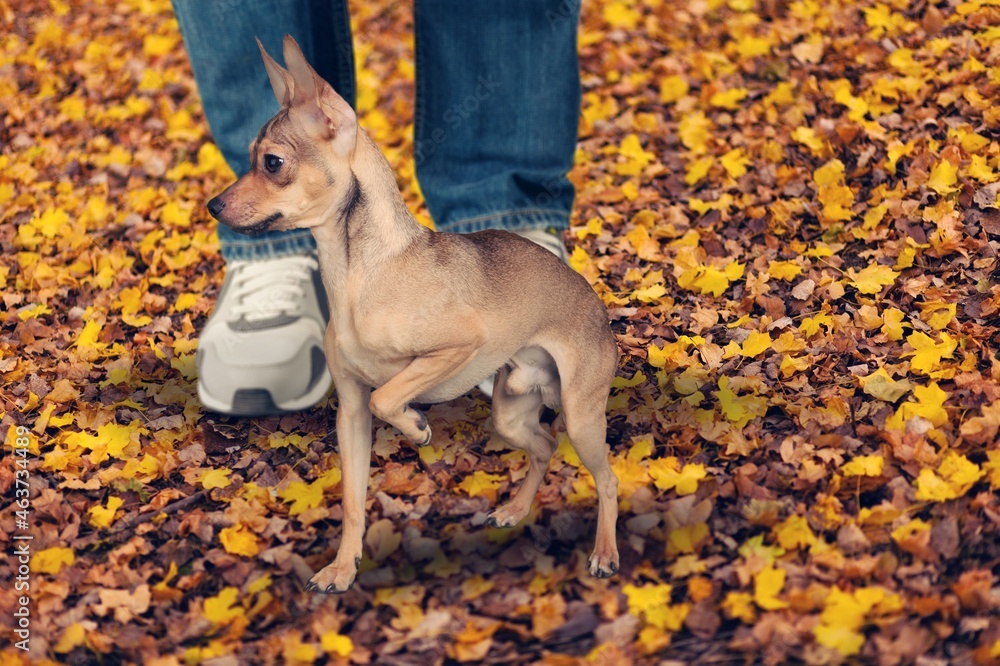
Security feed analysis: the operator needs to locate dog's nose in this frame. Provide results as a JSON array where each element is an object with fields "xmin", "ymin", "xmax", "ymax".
[{"xmin": 207, "ymin": 196, "xmax": 225, "ymax": 219}]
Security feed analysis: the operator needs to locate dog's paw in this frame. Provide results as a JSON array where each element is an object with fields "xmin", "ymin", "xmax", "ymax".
[
  {"xmin": 587, "ymin": 551, "xmax": 620, "ymax": 579},
  {"xmin": 485, "ymin": 503, "xmax": 529, "ymax": 528},
  {"xmin": 306, "ymin": 557, "xmax": 361, "ymax": 594},
  {"xmin": 405, "ymin": 407, "xmax": 432, "ymax": 446}
]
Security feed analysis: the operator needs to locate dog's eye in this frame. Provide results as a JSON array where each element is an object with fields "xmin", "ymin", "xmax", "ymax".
[{"xmin": 263, "ymin": 154, "xmax": 284, "ymax": 173}]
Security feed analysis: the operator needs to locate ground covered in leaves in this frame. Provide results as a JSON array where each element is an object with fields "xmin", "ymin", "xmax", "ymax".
[{"xmin": 3, "ymin": 0, "xmax": 1000, "ymax": 663}]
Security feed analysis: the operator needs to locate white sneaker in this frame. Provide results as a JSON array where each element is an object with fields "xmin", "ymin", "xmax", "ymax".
[
  {"xmin": 514, "ymin": 226, "xmax": 570, "ymax": 264},
  {"xmin": 477, "ymin": 227, "xmax": 569, "ymax": 398},
  {"xmin": 197, "ymin": 255, "xmax": 332, "ymax": 416}
]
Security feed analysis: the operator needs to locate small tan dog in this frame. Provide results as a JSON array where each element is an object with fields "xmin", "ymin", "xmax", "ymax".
[{"xmin": 207, "ymin": 36, "xmax": 620, "ymax": 593}]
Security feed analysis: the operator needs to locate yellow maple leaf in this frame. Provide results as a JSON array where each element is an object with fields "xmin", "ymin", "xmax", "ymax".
[
  {"xmin": 645, "ymin": 603, "xmax": 690, "ymax": 632},
  {"xmin": 624, "ymin": 582, "xmax": 672, "ymax": 617},
  {"xmin": 280, "ymin": 480, "xmax": 325, "ymax": 516},
  {"xmin": 53, "ymin": 623, "xmax": 87, "ymax": 654},
  {"xmin": 937, "ymin": 451, "xmax": 983, "ymax": 496},
  {"xmin": 792, "ymin": 126, "xmax": 827, "ymax": 156},
  {"xmin": 321, "ymin": 632, "xmax": 353, "ymax": 657},
  {"xmin": 902, "ymin": 331, "xmax": 956, "ymax": 375},
  {"xmin": 918, "ymin": 301, "xmax": 956, "ymax": 330},
  {"xmin": 616, "ymin": 134, "xmax": 656, "ymax": 176},
  {"xmin": 981, "ymin": 450, "xmax": 1000, "ymax": 489},
  {"xmin": 885, "ymin": 139, "xmax": 916, "ymax": 174},
  {"xmin": 64, "ymin": 421, "xmax": 145, "ymax": 463},
  {"xmin": 710, "ymin": 87, "xmax": 749, "ymax": 110},
  {"xmin": 648, "ymin": 457, "xmax": 707, "ymax": 496},
  {"xmin": 667, "ymin": 522, "xmax": 709, "ymax": 556},
  {"xmin": 819, "ymin": 183, "xmax": 855, "ymax": 222},
  {"xmin": 887, "ymin": 382, "xmax": 949, "ymax": 431},
  {"xmin": 173, "ymin": 292, "xmax": 198, "ymax": 312},
  {"xmin": 602, "ymin": 1, "xmax": 641, "ymax": 29},
  {"xmin": 736, "ymin": 33, "xmax": 774, "ymax": 59},
  {"xmin": 887, "ymin": 47, "xmax": 923, "ymax": 76},
  {"xmin": 115, "ymin": 286, "xmax": 153, "ymax": 327},
  {"xmin": 881, "ymin": 307, "xmax": 906, "ymax": 341},
  {"xmin": 581, "ymin": 93, "xmax": 617, "ymax": 130},
  {"xmin": 88, "ymin": 496, "xmax": 124, "ymax": 529},
  {"xmin": 966, "ymin": 154, "xmax": 995, "ymax": 182},
  {"xmin": 773, "ymin": 515, "xmax": 817, "ymax": 550},
  {"xmin": 842, "ymin": 455, "xmax": 884, "ymax": 478},
  {"xmin": 569, "ymin": 245, "xmax": 594, "ymax": 277},
  {"xmin": 678, "ymin": 111, "xmax": 713, "ymax": 153},
  {"xmin": 814, "ymin": 624, "xmax": 866, "ymax": 656},
  {"xmin": 660, "ymin": 74, "xmax": 689, "ymax": 104},
  {"xmin": 31, "ymin": 547, "xmax": 75, "ymax": 575},
  {"xmin": 858, "ymin": 367, "xmax": 910, "ymax": 402},
  {"xmin": 219, "ymin": 524, "xmax": 260, "ymax": 557},
  {"xmin": 927, "ymin": 160, "xmax": 959, "ymax": 196},
  {"xmin": 200, "ymin": 468, "xmax": 232, "ymax": 491},
  {"xmin": 458, "ymin": 471, "xmax": 505, "ymax": 503},
  {"xmin": 689, "ymin": 193, "xmax": 735, "ymax": 215},
  {"xmin": 740, "ymin": 331, "xmax": 772, "ymax": 358},
  {"xmin": 722, "ymin": 591, "xmax": 756, "ymax": 623},
  {"xmin": 59, "ymin": 95, "xmax": 86, "ymax": 122},
  {"xmin": 813, "ymin": 159, "xmax": 845, "ymax": 186},
  {"xmin": 780, "ymin": 354, "xmax": 810, "ymax": 377},
  {"xmin": 767, "ymin": 260, "xmax": 803, "ymax": 281},
  {"xmin": 143, "ymin": 33, "xmax": 179, "ymax": 57},
  {"xmin": 632, "ymin": 283, "xmax": 667, "ymax": 304},
  {"xmin": 285, "ymin": 637, "xmax": 317, "ymax": 664},
  {"xmin": 720, "ymin": 147, "xmax": 751, "ymax": 178},
  {"xmin": 847, "ymin": 263, "xmax": 899, "ymax": 295},
  {"xmin": 685, "ymin": 155, "xmax": 714, "ymax": 185},
  {"xmin": 753, "ymin": 565, "xmax": 789, "ymax": 610},
  {"xmin": 625, "ymin": 224, "xmax": 663, "ymax": 261},
  {"xmin": 800, "ymin": 312, "xmax": 835, "ymax": 338},
  {"xmin": 30, "ymin": 207, "xmax": 70, "ymax": 239},
  {"xmin": 160, "ymin": 200, "xmax": 191, "ymax": 227},
  {"xmin": 914, "ymin": 469, "xmax": 957, "ymax": 502},
  {"xmin": 713, "ymin": 376, "xmax": 767, "ymax": 429},
  {"xmin": 203, "ymin": 587, "xmax": 243, "ymax": 625}
]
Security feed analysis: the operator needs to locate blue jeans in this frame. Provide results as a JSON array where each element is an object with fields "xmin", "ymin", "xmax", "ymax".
[{"xmin": 172, "ymin": 0, "xmax": 581, "ymax": 262}]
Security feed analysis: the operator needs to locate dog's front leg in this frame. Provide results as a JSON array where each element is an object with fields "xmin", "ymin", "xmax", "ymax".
[
  {"xmin": 307, "ymin": 373, "xmax": 372, "ymax": 594},
  {"xmin": 369, "ymin": 340, "xmax": 483, "ymax": 445}
]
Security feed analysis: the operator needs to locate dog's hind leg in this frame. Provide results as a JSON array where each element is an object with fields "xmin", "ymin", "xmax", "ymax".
[
  {"xmin": 548, "ymin": 342, "xmax": 620, "ymax": 578},
  {"xmin": 486, "ymin": 364, "xmax": 556, "ymax": 528}
]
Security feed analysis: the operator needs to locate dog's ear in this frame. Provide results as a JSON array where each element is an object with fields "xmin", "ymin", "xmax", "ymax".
[
  {"xmin": 257, "ymin": 37, "xmax": 293, "ymax": 107},
  {"xmin": 281, "ymin": 34, "xmax": 318, "ymax": 107},
  {"xmin": 281, "ymin": 34, "xmax": 357, "ymax": 156},
  {"xmin": 316, "ymin": 82, "xmax": 358, "ymax": 157}
]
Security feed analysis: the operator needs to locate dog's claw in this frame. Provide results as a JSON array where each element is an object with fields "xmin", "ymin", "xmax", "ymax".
[
  {"xmin": 588, "ymin": 556, "xmax": 620, "ymax": 578},
  {"xmin": 306, "ymin": 579, "xmax": 352, "ymax": 595},
  {"xmin": 485, "ymin": 516, "xmax": 499, "ymax": 528}
]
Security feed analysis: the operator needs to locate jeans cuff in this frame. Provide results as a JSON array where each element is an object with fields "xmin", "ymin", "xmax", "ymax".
[
  {"xmin": 219, "ymin": 230, "xmax": 318, "ymax": 262},
  {"xmin": 438, "ymin": 208, "xmax": 571, "ymax": 235}
]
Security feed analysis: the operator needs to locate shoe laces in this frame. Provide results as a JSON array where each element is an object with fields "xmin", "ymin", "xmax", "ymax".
[{"xmin": 227, "ymin": 255, "xmax": 319, "ymax": 321}]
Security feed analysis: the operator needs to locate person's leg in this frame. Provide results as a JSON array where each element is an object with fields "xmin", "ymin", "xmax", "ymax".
[
  {"xmin": 172, "ymin": 0, "xmax": 356, "ymax": 262},
  {"xmin": 413, "ymin": 0, "xmax": 581, "ymax": 237},
  {"xmin": 172, "ymin": 0, "xmax": 355, "ymax": 415},
  {"xmin": 415, "ymin": 0, "xmax": 581, "ymax": 396}
]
